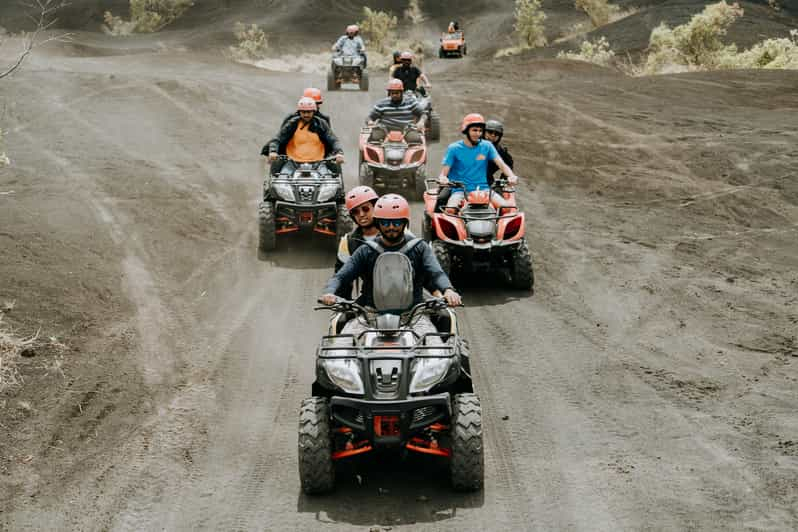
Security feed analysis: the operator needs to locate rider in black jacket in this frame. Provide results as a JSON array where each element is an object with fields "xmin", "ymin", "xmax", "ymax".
[
  {"xmin": 262, "ymin": 97, "xmax": 344, "ymax": 175},
  {"xmin": 321, "ymin": 194, "xmax": 460, "ymax": 309},
  {"xmin": 484, "ymin": 119, "xmax": 514, "ymax": 187}
]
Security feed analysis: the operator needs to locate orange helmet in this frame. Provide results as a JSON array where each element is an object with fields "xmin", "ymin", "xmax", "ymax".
[
  {"xmin": 374, "ymin": 194, "xmax": 410, "ymax": 222},
  {"xmin": 345, "ymin": 186, "xmax": 378, "ymax": 212},
  {"xmin": 346, "ymin": 24, "xmax": 358, "ymax": 34},
  {"xmin": 386, "ymin": 78, "xmax": 404, "ymax": 92},
  {"xmin": 303, "ymin": 87, "xmax": 323, "ymax": 104},
  {"xmin": 400, "ymin": 51, "xmax": 413, "ymax": 61},
  {"xmin": 461, "ymin": 113, "xmax": 485, "ymax": 134},
  {"xmin": 297, "ymin": 97, "xmax": 317, "ymax": 111}
]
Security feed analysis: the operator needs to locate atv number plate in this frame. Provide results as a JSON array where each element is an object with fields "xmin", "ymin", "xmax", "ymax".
[{"xmin": 373, "ymin": 415, "xmax": 400, "ymax": 437}]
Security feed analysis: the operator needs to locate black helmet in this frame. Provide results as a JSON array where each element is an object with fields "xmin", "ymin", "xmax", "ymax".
[
  {"xmin": 485, "ymin": 119, "xmax": 504, "ymax": 135},
  {"xmin": 392, "ymin": 50, "xmax": 401, "ymax": 62}
]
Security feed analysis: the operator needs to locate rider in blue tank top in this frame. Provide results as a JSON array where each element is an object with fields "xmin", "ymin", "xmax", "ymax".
[
  {"xmin": 441, "ymin": 138, "xmax": 499, "ymax": 193},
  {"xmin": 438, "ymin": 113, "xmax": 520, "ymax": 212}
]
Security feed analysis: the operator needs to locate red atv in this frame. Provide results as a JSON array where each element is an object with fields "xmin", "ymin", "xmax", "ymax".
[
  {"xmin": 422, "ymin": 179, "xmax": 534, "ymax": 289},
  {"xmin": 358, "ymin": 124, "xmax": 428, "ymax": 199}
]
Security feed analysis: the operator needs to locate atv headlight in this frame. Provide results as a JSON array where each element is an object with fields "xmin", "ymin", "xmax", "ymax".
[
  {"xmin": 322, "ymin": 358, "xmax": 364, "ymax": 395},
  {"xmin": 317, "ymin": 183, "xmax": 339, "ymax": 202},
  {"xmin": 409, "ymin": 357, "xmax": 452, "ymax": 394},
  {"xmin": 272, "ymin": 182, "xmax": 295, "ymax": 201}
]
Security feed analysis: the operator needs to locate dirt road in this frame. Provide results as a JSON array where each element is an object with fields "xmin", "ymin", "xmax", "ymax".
[{"xmin": 1, "ymin": 1, "xmax": 797, "ymax": 530}]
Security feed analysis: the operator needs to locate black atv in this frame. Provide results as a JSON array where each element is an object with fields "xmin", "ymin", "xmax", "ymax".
[
  {"xmin": 411, "ymin": 88, "xmax": 440, "ymax": 142},
  {"xmin": 298, "ymin": 257, "xmax": 483, "ymax": 494},
  {"xmin": 258, "ymin": 155, "xmax": 352, "ymax": 252}
]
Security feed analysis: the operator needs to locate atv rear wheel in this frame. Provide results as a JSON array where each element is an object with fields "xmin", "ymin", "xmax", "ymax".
[
  {"xmin": 431, "ymin": 240, "xmax": 451, "ymax": 276},
  {"xmin": 359, "ymin": 70, "xmax": 369, "ymax": 91},
  {"xmin": 450, "ymin": 393, "xmax": 484, "ymax": 491},
  {"xmin": 336, "ymin": 205, "xmax": 354, "ymax": 242},
  {"xmin": 298, "ymin": 397, "xmax": 335, "ymax": 494},
  {"xmin": 258, "ymin": 200, "xmax": 276, "ymax": 252},
  {"xmin": 430, "ymin": 111, "xmax": 441, "ymax": 142},
  {"xmin": 511, "ymin": 239, "xmax": 534, "ymax": 290},
  {"xmin": 327, "ymin": 68, "xmax": 336, "ymax": 91}
]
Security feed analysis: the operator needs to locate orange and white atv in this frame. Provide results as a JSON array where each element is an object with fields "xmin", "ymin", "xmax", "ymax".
[
  {"xmin": 422, "ymin": 179, "xmax": 533, "ymax": 289},
  {"xmin": 439, "ymin": 31, "xmax": 466, "ymax": 58},
  {"xmin": 358, "ymin": 124, "xmax": 428, "ymax": 199}
]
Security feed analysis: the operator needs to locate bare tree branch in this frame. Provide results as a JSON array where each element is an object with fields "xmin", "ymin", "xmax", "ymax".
[{"xmin": 0, "ymin": 0, "xmax": 71, "ymax": 80}]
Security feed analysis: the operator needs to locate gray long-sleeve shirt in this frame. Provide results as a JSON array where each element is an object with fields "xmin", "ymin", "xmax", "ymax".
[{"xmin": 334, "ymin": 35, "xmax": 365, "ymax": 56}]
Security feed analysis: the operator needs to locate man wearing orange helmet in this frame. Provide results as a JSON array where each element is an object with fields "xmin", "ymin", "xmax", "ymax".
[
  {"xmin": 367, "ymin": 78, "xmax": 425, "ymax": 143},
  {"xmin": 281, "ymin": 88, "xmax": 330, "ymax": 127},
  {"xmin": 321, "ymin": 193, "xmax": 461, "ymax": 309},
  {"xmin": 263, "ymin": 96, "xmax": 344, "ymax": 175},
  {"xmin": 438, "ymin": 113, "xmax": 519, "ymax": 213},
  {"xmin": 333, "ymin": 24, "xmax": 367, "ymax": 67},
  {"xmin": 392, "ymin": 51, "xmax": 430, "ymax": 94}
]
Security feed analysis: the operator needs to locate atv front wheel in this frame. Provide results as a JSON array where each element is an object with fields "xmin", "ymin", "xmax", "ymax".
[
  {"xmin": 438, "ymin": 48, "xmax": 444, "ymax": 58},
  {"xmin": 359, "ymin": 70, "xmax": 369, "ymax": 91},
  {"xmin": 511, "ymin": 239, "xmax": 534, "ymax": 290},
  {"xmin": 450, "ymin": 393, "xmax": 484, "ymax": 491},
  {"xmin": 298, "ymin": 397, "xmax": 335, "ymax": 494},
  {"xmin": 258, "ymin": 200, "xmax": 276, "ymax": 252},
  {"xmin": 359, "ymin": 162, "xmax": 374, "ymax": 187},
  {"xmin": 430, "ymin": 111, "xmax": 441, "ymax": 142},
  {"xmin": 414, "ymin": 165, "xmax": 427, "ymax": 200},
  {"xmin": 422, "ymin": 213, "xmax": 433, "ymax": 241},
  {"xmin": 336, "ymin": 205, "xmax": 354, "ymax": 242},
  {"xmin": 327, "ymin": 68, "xmax": 336, "ymax": 91},
  {"xmin": 431, "ymin": 240, "xmax": 451, "ymax": 276}
]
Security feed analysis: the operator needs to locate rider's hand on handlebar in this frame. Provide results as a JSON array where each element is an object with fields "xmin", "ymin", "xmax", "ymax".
[
  {"xmin": 437, "ymin": 175, "xmax": 450, "ymax": 186},
  {"xmin": 443, "ymin": 288, "xmax": 462, "ymax": 307},
  {"xmin": 319, "ymin": 294, "xmax": 338, "ymax": 306},
  {"xmin": 334, "ymin": 153, "xmax": 345, "ymax": 165},
  {"xmin": 508, "ymin": 175, "xmax": 519, "ymax": 185},
  {"xmin": 268, "ymin": 152, "xmax": 279, "ymax": 162}
]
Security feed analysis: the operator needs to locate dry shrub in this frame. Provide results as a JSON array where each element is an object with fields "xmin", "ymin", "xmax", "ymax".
[
  {"xmin": 404, "ymin": 0, "xmax": 426, "ymax": 24},
  {"xmin": 642, "ymin": 1, "xmax": 743, "ymax": 74},
  {"xmin": 768, "ymin": 0, "xmax": 781, "ymax": 11},
  {"xmin": 104, "ymin": 0, "xmax": 194, "ymax": 35},
  {"xmin": 0, "ymin": 128, "xmax": 9, "ymax": 167},
  {"xmin": 0, "ymin": 314, "xmax": 37, "ymax": 392},
  {"xmin": 718, "ymin": 29, "xmax": 798, "ymax": 69},
  {"xmin": 575, "ymin": 0, "xmax": 621, "ymax": 27},
  {"xmin": 358, "ymin": 7, "xmax": 398, "ymax": 54},
  {"xmin": 558, "ymin": 36, "xmax": 615, "ymax": 66},
  {"xmin": 230, "ymin": 22, "xmax": 268, "ymax": 61},
  {"xmin": 514, "ymin": 0, "xmax": 547, "ymax": 48}
]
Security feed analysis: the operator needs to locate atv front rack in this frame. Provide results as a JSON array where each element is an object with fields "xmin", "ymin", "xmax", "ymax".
[{"xmin": 318, "ymin": 332, "xmax": 457, "ymax": 358}]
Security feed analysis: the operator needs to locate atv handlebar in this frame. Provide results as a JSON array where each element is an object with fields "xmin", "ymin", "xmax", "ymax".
[{"xmin": 315, "ymin": 297, "xmax": 370, "ymax": 317}]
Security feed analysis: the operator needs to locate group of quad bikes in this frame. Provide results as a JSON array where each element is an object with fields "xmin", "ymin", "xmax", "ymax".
[{"xmin": 258, "ymin": 35, "xmax": 532, "ymax": 495}]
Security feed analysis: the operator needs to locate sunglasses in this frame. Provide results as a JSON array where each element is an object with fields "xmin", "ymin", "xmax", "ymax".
[
  {"xmin": 351, "ymin": 204, "xmax": 372, "ymax": 216},
  {"xmin": 378, "ymin": 219, "xmax": 405, "ymax": 228},
  {"xmin": 484, "ymin": 130, "xmax": 500, "ymax": 135}
]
